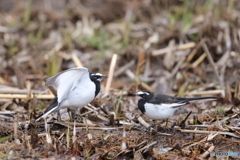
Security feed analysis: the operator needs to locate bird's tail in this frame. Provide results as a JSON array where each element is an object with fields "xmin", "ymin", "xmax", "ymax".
[
  {"xmin": 176, "ymin": 96, "xmax": 217, "ymax": 103},
  {"xmin": 35, "ymin": 97, "xmax": 58, "ymax": 121}
]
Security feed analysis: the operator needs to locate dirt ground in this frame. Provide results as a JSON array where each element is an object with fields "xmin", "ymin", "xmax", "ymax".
[{"xmin": 0, "ymin": 0, "xmax": 240, "ymax": 159}]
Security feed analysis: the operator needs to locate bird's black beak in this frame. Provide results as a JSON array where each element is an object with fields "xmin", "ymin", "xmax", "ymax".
[
  {"xmin": 128, "ymin": 93, "xmax": 138, "ymax": 96},
  {"xmin": 102, "ymin": 75, "xmax": 108, "ymax": 80}
]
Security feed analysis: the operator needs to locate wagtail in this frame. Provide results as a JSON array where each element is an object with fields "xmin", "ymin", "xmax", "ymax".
[{"xmin": 36, "ymin": 67, "xmax": 107, "ymax": 121}]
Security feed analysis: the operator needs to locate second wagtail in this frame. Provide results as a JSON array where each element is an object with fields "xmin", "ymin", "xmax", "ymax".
[
  {"xmin": 132, "ymin": 90, "xmax": 217, "ymax": 120},
  {"xmin": 36, "ymin": 67, "xmax": 107, "ymax": 121}
]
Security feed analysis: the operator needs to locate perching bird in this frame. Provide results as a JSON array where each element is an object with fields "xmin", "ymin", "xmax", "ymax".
[
  {"xmin": 132, "ymin": 90, "xmax": 217, "ymax": 120},
  {"xmin": 36, "ymin": 67, "xmax": 107, "ymax": 121}
]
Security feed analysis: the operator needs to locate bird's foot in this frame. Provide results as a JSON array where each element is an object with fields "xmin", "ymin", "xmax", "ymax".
[
  {"xmin": 145, "ymin": 126, "xmax": 158, "ymax": 135},
  {"xmin": 75, "ymin": 114, "xmax": 82, "ymax": 122}
]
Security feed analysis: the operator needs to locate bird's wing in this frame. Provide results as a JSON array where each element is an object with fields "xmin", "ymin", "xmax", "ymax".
[
  {"xmin": 45, "ymin": 67, "xmax": 90, "ymax": 103},
  {"xmin": 149, "ymin": 94, "xmax": 187, "ymax": 106},
  {"xmin": 149, "ymin": 94, "xmax": 216, "ymax": 107}
]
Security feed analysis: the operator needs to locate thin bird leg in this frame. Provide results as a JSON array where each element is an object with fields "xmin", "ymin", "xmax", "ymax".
[
  {"xmin": 57, "ymin": 111, "xmax": 62, "ymax": 121},
  {"xmin": 67, "ymin": 108, "xmax": 72, "ymax": 121},
  {"xmin": 67, "ymin": 108, "xmax": 76, "ymax": 122},
  {"xmin": 165, "ymin": 119, "xmax": 168, "ymax": 127},
  {"xmin": 150, "ymin": 120, "xmax": 157, "ymax": 128},
  {"xmin": 71, "ymin": 109, "xmax": 76, "ymax": 122}
]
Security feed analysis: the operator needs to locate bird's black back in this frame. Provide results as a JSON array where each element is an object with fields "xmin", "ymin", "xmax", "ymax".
[{"xmin": 149, "ymin": 94, "xmax": 216, "ymax": 104}]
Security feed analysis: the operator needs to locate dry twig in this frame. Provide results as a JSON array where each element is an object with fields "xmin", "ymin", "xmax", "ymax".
[
  {"xmin": 105, "ymin": 54, "xmax": 118, "ymax": 94},
  {"xmin": 202, "ymin": 42, "xmax": 225, "ymax": 97}
]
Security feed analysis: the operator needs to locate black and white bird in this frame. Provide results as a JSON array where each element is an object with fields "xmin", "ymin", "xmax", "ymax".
[
  {"xmin": 36, "ymin": 67, "xmax": 107, "ymax": 121},
  {"xmin": 132, "ymin": 90, "xmax": 217, "ymax": 120}
]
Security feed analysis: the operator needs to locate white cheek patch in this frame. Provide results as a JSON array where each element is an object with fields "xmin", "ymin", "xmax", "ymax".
[
  {"xmin": 137, "ymin": 91, "xmax": 145, "ymax": 95},
  {"xmin": 94, "ymin": 73, "xmax": 103, "ymax": 76},
  {"xmin": 137, "ymin": 91, "xmax": 149, "ymax": 95}
]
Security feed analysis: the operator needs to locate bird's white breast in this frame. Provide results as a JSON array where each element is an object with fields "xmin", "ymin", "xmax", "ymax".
[
  {"xmin": 60, "ymin": 80, "xmax": 96, "ymax": 109},
  {"xmin": 144, "ymin": 103, "xmax": 184, "ymax": 120}
]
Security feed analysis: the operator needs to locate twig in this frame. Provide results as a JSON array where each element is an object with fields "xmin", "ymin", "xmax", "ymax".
[
  {"xmin": 0, "ymin": 88, "xmax": 41, "ymax": 94},
  {"xmin": 138, "ymin": 82, "xmax": 153, "ymax": 92},
  {"xmin": 71, "ymin": 52, "xmax": 83, "ymax": 67},
  {"xmin": 201, "ymin": 145, "xmax": 215, "ymax": 158},
  {"xmin": 179, "ymin": 111, "xmax": 192, "ymax": 129},
  {"xmin": 121, "ymin": 127, "xmax": 127, "ymax": 150},
  {"xmin": 0, "ymin": 94, "xmax": 55, "ymax": 99},
  {"xmin": 191, "ymin": 52, "xmax": 207, "ymax": 68},
  {"xmin": 186, "ymin": 125, "xmax": 211, "ymax": 128},
  {"xmin": 105, "ymin": 54, "xmax": 118, "ymax": 94},
  {"xmin": 72, "ymin": 121, "xmax": 76, "ymax": 143},
  {"xmin": 137, "ymin": 116, "xmax": 150, "ymax": 128},
  {"xmin": 169, "ymin": 51, "xmax": 189, "ymax": 78},
  {"xmin": 54, "ymin": 121, "xmax": 99, "ymax": 127},
  {"xmin": 44, "ymin": 42, "xmax": 63, "ymax": 60},
  {"xmin": 202, "ymin": 42, "xmax": 225, "ymax": 97},
  {"xmin": 114, "ymin": 60, "xmax": 135, "ymax": 77},
  {"xmin": 152, "ymin": 42, "xmax": 196, "ymax": 56},
  {"xmin": 79, "ymin": 107, "xmax": 100, "ymax": 116},
  {"xmin": 136, "ymin": 141, "xmax": 157, "ymax": 153},
  {"xmin": 26, "ymin": 133, "xmax": 47, "ymax": 140},
  {"xmin": 177, "ymin": 42, "xmax": 196, "ymax": 50},
  {"xmin": 187, "ymin": 42, "xmax": 202, "ymax": 62},
  {"xmin": 217, "ymin": 28, "xmax": 231, "ymax": 90},
  {"xmin": 180, "ymin": 129, "xmax": 240, "ymax": 138},
  {"xmin": 163, "ymin": 39, "xmax": 175, "ymax": 70},
  {"xmin": 14, "ymin": 116, "xmax": 18, "ymax": 143},
  {"xmin": 187, "ymin": 90, "xmax": 223, "ymax": 96},
  {"xmin": 137, "ymin": 116, "xmax": 171, "ymax": 136},
  {"xmin": 223, "ymin": 124, "xmax": 240, "ymax": 135},
  {"xmin": 183, "ymin": 133, "xmax": 219, "ymax": 149},
  {"xmin": 75, "ymin": 127, "xmax": 124, "ymax": 130},
  {"xmin": 0, "ymin": 111, "xmax": 15, "ymax": 115},
  {"xmin": 125, "ymin": 69, "xmax": 135, "ymax": 80}
]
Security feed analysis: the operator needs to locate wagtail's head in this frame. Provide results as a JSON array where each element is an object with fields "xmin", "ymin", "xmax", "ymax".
[
  {"xmin": 90, "ymin": 73, "xmax": 108, "ymax": 82},
  {"xmin": 132, "ymin": 90, "xmax": 153, "ymax": 100}
]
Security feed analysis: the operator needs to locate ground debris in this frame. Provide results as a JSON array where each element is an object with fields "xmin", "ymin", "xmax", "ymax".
[{"xmin": 0, "ymin": 0, "xmax": 240, "ymax": 159}]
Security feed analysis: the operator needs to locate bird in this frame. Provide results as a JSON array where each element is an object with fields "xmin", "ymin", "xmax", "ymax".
[
  {"xmin": 36, "ymin": 67, "xmax": 107, "ymax": 121},
  {"xmin": 132, "ymin": 90, "xmax": 217, "ymax": 120}
]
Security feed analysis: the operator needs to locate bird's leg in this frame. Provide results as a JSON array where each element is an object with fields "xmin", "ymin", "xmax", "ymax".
[
  {"xmin": 69, "ymin": 109, "xmax": 76, "ymax": 122},
  {"xmin": 67, "ymin": 108, "xmax": 73, "ymax": 122},
  {"xmin": 75, "ymin": 109, "xmax": 82, "ymax": 122},
  {"xmin": 156, "ymin": 120, "xmax": 167, "ymax": 132},
  {"xmin": 57, "ymin": 111, "xmax": 61, "ymax": 121},
  {"xmin": 149, "ymin": 120, "xmax": 157, "ymax": 128},
  {"xmin": 165, "ymin": 118, "xmax": 168, "ymax": 127}
]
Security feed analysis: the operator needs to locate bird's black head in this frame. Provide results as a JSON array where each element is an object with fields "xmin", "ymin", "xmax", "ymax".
[
  {"xmin": 90, "ymin": 72, "xmax": 107, "ymax": 97},
  {"xmin": 90, "ymin": 73, "xmax": 108, "ymax": 82},
  {"xmin": 135, "ymin": 90, "xmax": 153, "ymax": 101}
]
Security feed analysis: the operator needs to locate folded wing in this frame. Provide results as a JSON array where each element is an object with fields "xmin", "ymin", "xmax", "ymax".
[
  {"xmin": 149, "ymin": 94, "xmax": 216, "ymax": 106},
  {"xmin": 45, "ymin": 67, "xmax": 90, "ymax": 104}
]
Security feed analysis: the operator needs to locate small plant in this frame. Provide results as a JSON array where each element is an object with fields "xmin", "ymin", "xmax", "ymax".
[
  {"xmin": 216, "ymin": 106, "xmax": 225, "ymax": 116},
  {"xmin": 28, "ymin": 25, "xmax": 45, "ymax": 45},
  {"xmin": 23, "ymin": 0, "xmax": 32, "ymax": 23},
  {"xmin": 7, "ymin": 40, "xmax": 18, "ymax": 56},
  {"xmin": 100, "ymin": 134, "xmax": 106, "ymax": 137},
  {"xmin": 115, "ymin": 91, "xmax": 123, "ymax": 118},
  {"xmin": 47, "ymin": 54, "xmax": 58, "ymax": 77}
]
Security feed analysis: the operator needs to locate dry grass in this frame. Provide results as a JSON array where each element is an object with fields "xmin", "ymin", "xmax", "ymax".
[{"xmin": 0, "ymin": 0, "xmax": 240, "ymax": 159}]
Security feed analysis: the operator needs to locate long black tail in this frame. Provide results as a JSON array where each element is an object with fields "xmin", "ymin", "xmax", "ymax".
[
  {"xmin": 175, "ymin": 96, "xmax": 217, "ymax": 103},
  {"xmin": 35, "ymin": 97, "xmax": 58, "ymax": 121}
]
